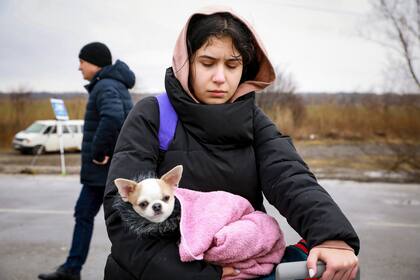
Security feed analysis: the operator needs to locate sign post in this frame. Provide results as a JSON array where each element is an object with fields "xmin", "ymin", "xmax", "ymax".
[{"xmin": 50, "ymin": 98, "xmax": 69, "ymax": 175}]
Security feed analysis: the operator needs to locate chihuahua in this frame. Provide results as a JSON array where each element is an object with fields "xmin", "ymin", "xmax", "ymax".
[{"xmin": 114, "ymin": 165, "xmax": 183, "ymax": 223}]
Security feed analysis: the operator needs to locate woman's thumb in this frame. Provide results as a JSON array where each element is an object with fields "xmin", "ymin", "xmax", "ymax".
[{"xmin": 306, "ymin": 250, "xmax": 319, "ymax": 278}]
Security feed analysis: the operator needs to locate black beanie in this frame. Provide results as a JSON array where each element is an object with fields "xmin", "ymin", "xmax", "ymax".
[{"xmin": 79, "ymin": 42, "xmax": 112, "ymax": 67}]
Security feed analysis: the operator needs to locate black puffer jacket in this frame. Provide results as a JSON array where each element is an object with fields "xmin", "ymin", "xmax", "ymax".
[
  {"xmin": 103, "ymin": 68, "xmax": 359, "ymax": 280},
  {"xmin": 81, "ymin": 59, "xmax": 134, "ymax": 187}
]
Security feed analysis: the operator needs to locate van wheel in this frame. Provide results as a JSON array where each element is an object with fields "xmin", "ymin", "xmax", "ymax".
[{"xmin": 32, "ymin": 145, "xmax": 45, "ymax": 155}]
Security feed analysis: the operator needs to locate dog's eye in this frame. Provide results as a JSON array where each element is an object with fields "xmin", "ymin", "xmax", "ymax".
[
  {"xmin": 163, "ymin": 195, "xmax": 170, "ymax": 202},
  {"xmin": 139, "ymin": 201, "xmax": 149, "ymax": 208}
]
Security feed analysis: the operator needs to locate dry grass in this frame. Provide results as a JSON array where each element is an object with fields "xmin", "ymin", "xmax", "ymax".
[
  {"xmin": 259, "ymin": 95, "xmax": 420, "ymax": 141},
  {"xmin": 1, "ymin": 92, "xmax": 420, "ymax": 150},
  {"xmin": 260, "ymin": 94, "xmax": 420, "ymax": 180}
]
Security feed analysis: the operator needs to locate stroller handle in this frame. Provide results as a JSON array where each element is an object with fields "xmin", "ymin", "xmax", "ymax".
[{"xmin": 275, "ymin": 261, "xmax": 360, "ymax": 280}]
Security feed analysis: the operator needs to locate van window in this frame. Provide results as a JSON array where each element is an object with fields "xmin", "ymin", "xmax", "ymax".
[
  {"xmin": 68, "ymin": 125, "xmax": 78, "ymax": 133},
  {"xmin": 25, "ymin": 123, "xmax": 46, "ymax": 133},
  {"xmin": 44, "ymin": 126, "xmax": 53, "ymax": 134},
  {"xmin": 45, "ymin": 126, "xmax": 57, "ymax": 134},
  {"xmin": 62, "ymin": 125, "xmax": 70, "ymax": 134}
]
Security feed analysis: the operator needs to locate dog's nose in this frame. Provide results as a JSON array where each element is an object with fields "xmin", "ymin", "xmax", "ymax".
[{"xmin": 152, "ymin": 203, "xmax": 162, "ymax": 213}]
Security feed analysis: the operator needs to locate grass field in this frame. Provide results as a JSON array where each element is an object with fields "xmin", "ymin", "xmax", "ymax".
[
  {"xmin": 265, "ymin": 103, "xmax": 420, "ymax": 141},
  {"xmin": 1, "ymin": 92, "xmax": 419, "ymax": 180},
  {"xmin": 1, "ymin": 92, "xmax": 420, "ymax": 150}
]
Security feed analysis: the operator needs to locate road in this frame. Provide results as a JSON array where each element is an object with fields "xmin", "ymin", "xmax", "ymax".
[{"xmin": 0, "ymin": 175, "xmax": 419, "ymax": 279}]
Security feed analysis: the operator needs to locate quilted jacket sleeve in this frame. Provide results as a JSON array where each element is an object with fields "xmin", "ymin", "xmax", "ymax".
[
  {"xmin": 253, "ymin": 106, "xmax": 360, "ymax": 254},
  {"xmin": 92, "ymin": 85, "xmax": 126, "ymax": 161}
]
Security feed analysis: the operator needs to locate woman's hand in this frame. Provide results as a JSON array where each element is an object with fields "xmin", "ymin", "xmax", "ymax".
[
  {"xmin": 222, "ymin": 266, "xmax": 240, "ymax": 278},
  {"xmin": 307, "ymin": 240, "xmax": 358, "ymax": 280}
]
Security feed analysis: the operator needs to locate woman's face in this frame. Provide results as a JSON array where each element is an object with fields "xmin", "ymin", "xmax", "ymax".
[{"xmin": 189, "ymin": 36, "xmax": 243, "ymax": 104}]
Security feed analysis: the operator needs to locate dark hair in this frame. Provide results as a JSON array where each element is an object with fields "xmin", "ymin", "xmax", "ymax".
[{"xmin": 186, "ymin": 13, "xmax": 260, "ymax": 83}]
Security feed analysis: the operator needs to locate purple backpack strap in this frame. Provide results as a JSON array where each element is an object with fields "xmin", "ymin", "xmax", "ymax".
[{"xmin": 156, "ymin": 93, "xmax": 178, "ymax": 151}]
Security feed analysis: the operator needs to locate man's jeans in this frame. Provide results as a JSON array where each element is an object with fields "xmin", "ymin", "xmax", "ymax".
[{"xmin": 63, "ymin": 184, "xmax": 105, "ymax": 272}]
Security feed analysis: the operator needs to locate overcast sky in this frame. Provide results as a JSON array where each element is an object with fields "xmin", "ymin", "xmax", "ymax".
[{"xmin": 0, "ymin": 0, "xmax": 390, "ymax": 93}]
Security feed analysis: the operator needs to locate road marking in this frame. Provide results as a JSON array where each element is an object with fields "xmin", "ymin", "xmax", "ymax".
[
  {"xmin": 0, "ymin": 208, "xmax": 72, "ymax": 215},
  {"xmin": 366, "ymin": 221, "xmax": 420, "ymax": 228}
]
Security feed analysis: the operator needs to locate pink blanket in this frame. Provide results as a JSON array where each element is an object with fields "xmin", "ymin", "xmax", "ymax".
[{"xmin": 175, "ymin": 188, "xmax": 285, "ymax": 279}]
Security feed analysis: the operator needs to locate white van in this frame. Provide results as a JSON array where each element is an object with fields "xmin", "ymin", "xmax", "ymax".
[{"xmin": 12, "ymin": 120, "xmax": 84, "ymax": 154}]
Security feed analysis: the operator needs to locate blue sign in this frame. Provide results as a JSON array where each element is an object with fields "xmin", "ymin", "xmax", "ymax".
[{"xmin": 50, "ymin": 98, "xmax": 69, "ymax": 121}]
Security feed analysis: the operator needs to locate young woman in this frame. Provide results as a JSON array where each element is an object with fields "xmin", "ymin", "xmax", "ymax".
[{"xmin": 103, "ymin": 7, "xmax": 359, "ymax": 280}]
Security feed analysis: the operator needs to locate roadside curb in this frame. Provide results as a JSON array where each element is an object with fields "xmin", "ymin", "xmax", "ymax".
[{"xmin": 0, "ymin": 165, "xmax": 417, "ymax": 183}]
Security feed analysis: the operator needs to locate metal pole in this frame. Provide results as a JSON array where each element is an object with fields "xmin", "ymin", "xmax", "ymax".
[{"xmin": 57, "ymin": 121, "xmax": 66, "ymax": 175}]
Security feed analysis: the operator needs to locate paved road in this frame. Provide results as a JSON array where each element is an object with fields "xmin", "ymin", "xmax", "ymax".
[{"xmin": 0, "ymin": 175, "xmax": 419, "ymax": 280}]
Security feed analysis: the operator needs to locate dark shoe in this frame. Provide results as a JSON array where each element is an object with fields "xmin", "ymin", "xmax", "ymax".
[{"xmin": 38, "ymin": 266, "xmax": 81, "ymax": 280}]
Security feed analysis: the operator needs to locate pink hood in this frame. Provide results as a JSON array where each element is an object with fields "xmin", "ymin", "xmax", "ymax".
[{"xmin": 172, "ymin": 6, "xmax": 276, "ymax": 102}]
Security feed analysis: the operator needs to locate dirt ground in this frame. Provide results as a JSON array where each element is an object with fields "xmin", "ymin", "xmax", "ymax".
[{"xmin": 0, "ymin": 141, "xmax": 418, "ymax": 182}]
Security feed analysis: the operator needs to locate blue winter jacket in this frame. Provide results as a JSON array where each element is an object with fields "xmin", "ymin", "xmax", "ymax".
[{"xmin": 81, "ymin": 60, "xmax": 135, "ymax": 186}]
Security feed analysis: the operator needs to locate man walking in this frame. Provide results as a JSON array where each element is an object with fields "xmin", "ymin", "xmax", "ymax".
[{"xmin": 38, "ymin": 42, "xmax": 135, "ymax": 280}]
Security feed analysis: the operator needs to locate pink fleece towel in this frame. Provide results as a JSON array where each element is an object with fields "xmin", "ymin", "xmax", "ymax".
[{"xmin": 175, "ymin": 188, "xmax": 285, "ymax": 280}]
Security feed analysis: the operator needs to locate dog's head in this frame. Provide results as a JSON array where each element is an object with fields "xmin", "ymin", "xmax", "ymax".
[{"xmin": 114, "ymin": 165, "xmax": 183, "ymax": 223}]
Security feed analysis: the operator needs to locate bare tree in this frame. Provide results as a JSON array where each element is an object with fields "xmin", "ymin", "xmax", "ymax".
[
  {"xmin": 360, "ymin": 1, "xmax": 420, "ymax": 180},
  {"xmin": 257, "ymin": 66, "xmax": 298, "ymax": 110},
  {"xmin": 366, "ymin": 0, "xmax": 420, "ymax": 93},
  {"xmin": 261, "ymin": 65, "xmax": 297, "ymax": 94},
  {"xmin": 257, "ymin": 66, "xmax": 306, "ymax": 130}
]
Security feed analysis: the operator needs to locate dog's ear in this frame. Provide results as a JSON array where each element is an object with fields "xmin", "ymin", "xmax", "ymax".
[
  {"xmin": 114, "ymin": 178, "xmax": 138, "ymax": 202},
  {"xmin": 161, "ymin": 165, "xmax": 183, "ymax": 188}
]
